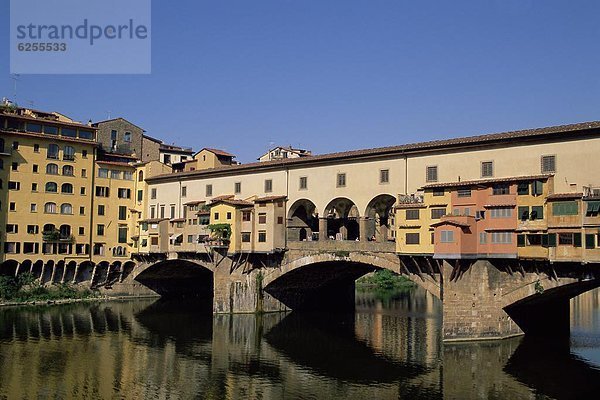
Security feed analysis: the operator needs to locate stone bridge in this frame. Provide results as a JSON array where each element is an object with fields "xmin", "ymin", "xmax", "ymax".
[{"xmin": 3, "ymin": 243, "xmax": 600, "ymax": 342}]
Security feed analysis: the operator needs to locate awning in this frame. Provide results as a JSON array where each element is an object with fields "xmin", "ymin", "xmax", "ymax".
[
  {"xmin": 587, "ymin": 201, "xmax": 600, "ymax": 214},
  {"xmin": 170, "ymin": 233, "xmax": 183, "ymax": 241}
]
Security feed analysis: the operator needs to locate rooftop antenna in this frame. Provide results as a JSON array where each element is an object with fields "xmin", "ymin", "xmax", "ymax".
[
  {"xmin": 11, "ymin": 74, "xmax": 20, "ymax": 103},
  {"xmin": 106, "ymin": 110, "xmax": 111, "ymax": 119}
]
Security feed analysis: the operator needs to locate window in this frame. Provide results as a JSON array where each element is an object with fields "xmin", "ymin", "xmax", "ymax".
[
  {"xmin": 8, "ymin": 181, "xmax": 21, "ymax": 190},
  {"xmin": 187, "ymin": 235, "xmax": 195, "ymax": 244},
  {"xmin": 265, "ymin": 179, "xmax": 273, "ymax": 193},
  {"xmin": 98, "ymin": 205, "xmax": 105, "ymax": 216},
  {"xmin": 47, "ymin": 144, "xmax": 59, "ymax": 159},
  {"xmin": 63, "ymin": 146, "xmax": 75, "ymax": 161},
  {"xmin": 82, "ymin": 150, "xmax": 88, "ymax": 158},
  {"xmin": 586, "ymin": 202, "xmax": 600, "ymax": 217},
  {"xmin": 123, "ymin": 171, "xmax": 133, "ymax": 180},
  {"xmin": 45, "ymin": 202, "xmax": 57, "ymax": 214},
  {"xmin": 336, "ymin": 173, "xmax": 346, "ymax": 187},
  {"xmin": 164, "ymin": 154, "xmax": 171, "ymax": 164},
  {"xmin": 118, "ymin": 226, "xmax": 128, "ymax": 244},
  {"xmin": 242, "ymin": 211, "xmax": 251, "ymax": 222},
  {"xmin": 33, "ymin": 164, "xmax": 38, "ymax": 173},
  {"xmin": 258, "ymin": 213, "xmax": 267, "ymax": 224},
  {"xmin": 181, "ymin": 186, "xmax": 187, "ymax": 197},
  {"xmin": 12, "ymin": 141, "xmax": 19, "ymax": 150},
  {"xmin": 226, "ymin": 212, "xmax": 232, "ymax": 220},
  {"xmin": 479, "ymin": 232, "xmax": 487, "ymax": 244},
  {"xmin": 431, "ymin": 208, "xmax": 446, "ymax": 219},
  {"xmin": 531, "ymin": 206, "xmax": 544, "ymax": 220},
  {"xmin": 78, "ymin": 227, "xmax": 85, "ymax": 235},
  {"xmin": 480, "ymin": 161, "xmax": 493, "ymax": 178},
  {"xmin": 27, "ymin": 225, "xmax": 39, "ymax": 234},
  {"xmin": 119, "ymin": 206, "xmax": 127, "ymax": 220},
  {"xmin": 137, "ymin": 190, "xmax": 143, "ymax": 202},
  {"xmin": 552, "ymin": 201, "xmax": 578, "ymax": 216},
  {"xmin": 151, "ymin": 188, "xmax": 157, "ymax": 199},
  {"xmin": 242, "ymin": 232, "xmax": 251, "ymax": 243},
  {"xmin": 61, "ymin": 183, "xmax": 73, "ymax": 194},
  {"xmin": 111, "ymin": 170, "xmax": 121, "ymax": 179},
  {"xmin": 235, "ymin": 182, "xmax": 242, "ymax": 194},
  {"xmin": 532, "ymin": 180, "xmax": 544, "ymax": 196},
  {"xmin": 62, "ymin": 128, "xmax": 76, "ymax": 138},
  {"xmin": 491, "ymin": 232, "xmax": 512, "ymax": 244},
  {"xmin": 4, "ymin": 243, "xmax": 20, "ymax": 254},
  {"xmin": 406, "ymin": 209, "xmax": 420, "ymax": 220},
  {"xmin": 98, "ymin": 168, "xmax": 109, "ymax": 178},
  {"xmin": 45, "ymin": 182, "xmax": 58, "ymax": 193},
  {"xmin": 30, "ymin": 203, "xmax": 37, "ymax": 212},
  {"xmin": 541, "ymin": 155, "xmax": 556, "ymax": 173},
  {"xmin": 258, "ymin": 231, "xmax": 267, "ymax": 242},
  {"xmin": 43, "ymin": 125, "xmax": 58, "ymax": 135},
  {"xmin": 6, "ymin": 224, "xmax": 18, "ymax": 234},
  {"xmin": 46, "ymin": 163, "xmax": 59, "ymax": 175},
  {"xmin": 491, "ymin": 207, "xmax": 513, "ymax": 218},
  {"xmin": 206, "ymin": 184, "xmax": 213, "ymax": 197},
  {"xmin": 170, "ymin": 205, "xmax": 175, "ymax": 219},
  {"xmin": 150, "ymin": 206, "xmax": 156, "ymax": 219},
  {"xmin": 406, "ymin": 233, "xmax": 420, "ymax": 244},
  {"xmin": 160, "ymin": 205, "xmax": 165, "ymax": 219},
  {"xmin": 517, "ymin": 182, "xmax": 529, "ymax": 195},
  {"xmin": 492, "ymin": 184, "xmax": 510, "ymax": 195},
  {"xmin": 11, "ymin": 162, "xmax": 18, "ymax": 171},
  {"xmin": 441, "ymin": 231, "xmax": 454, "ymax": 243},
  {"xmin": 118, "ymin": 188, "xmax": 131, "ymax": 199},
  {"xmin": 518, "ymin": 206, "xmax": 529, "ymax": 221},
  {"xmin": 60, "ymin": 203, "xmax": 73, "ymax": 214},
  {"xmin": 80, "ymin": 187, "xmax": 86, "ymax": 195},
  {"xmin": 97, "ymin": 225, "xmax": 105, "ymax": 236},
  {"xmin": 79, "ymin": 206, "xmax": 85, "ymax": 215},
  {"xmin": 433, "ymin": 189, "xmax": 444, "ymax": 197},
  {"xmin": 62, "ymin": 165, "xmax": 74, "ymax": 176},
  {"xmin": 124, "ymin": 132, "xmax": 132, "ymax": 142},
  {"xmin": 95, "ymin": 186, "xmax": 109, "ymax": 197},
  {"xmin": 380, "ymin": 169, "xmax": 389, "ymax": 184},
  {"xmin": 586, "ymin": 234, "xmax": 596, "ymax": 249},
  {"xmin": 558, "ymin": 233, "xmax": 574, "ymax": 245},
  {"xmin": 457, "ymin": 189, "xmax": 471, "ymax": 197},
  {"xmin": 277, "ymin": 216, "xmax": 284, "ymax": 224},
  {"xmin": 426, "ymin": 166, "xmax": 438, "ymax": 182},
  {"xmin": 299, "ymin": 177, "xmax": 307, "ymax": 190}
]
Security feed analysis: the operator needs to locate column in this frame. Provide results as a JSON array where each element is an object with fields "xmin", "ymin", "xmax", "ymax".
[
  {"xmin": 319, "ymin": 218, "xmax": 328, "ymax": 241},
  {"xmin": 359, "ymin": 217, "xmax": 369, "ymax": 242}
]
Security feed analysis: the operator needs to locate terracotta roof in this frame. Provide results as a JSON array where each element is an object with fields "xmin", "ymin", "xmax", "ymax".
[
  {"xmin": 96, "ymin": 160, "xmax": 134, "ymax": 167},
  {"xmin": 211, "ymin": 199, "xmax": 254, "ymax": 207},
  {"xmin": 199, "ymin": 148, "xmax": 235, "ymax": 157},
  {"xmin": 254, "ymin": 195, "xmax": 287, "ymax": 203},
  {"xmin": 183, "ymin": 200, "xmax": 205, "ymax": 206},
  {"xmin": 394, "ymin": 203, "xmax": 427, "ymax": 209},
  {"xmin": 430, "ymin": 219, "xmax": 471, "ymax": 228},
  {"xmin": 546, "ymin": 193, "xmax": 584, "ymax": 200},
  {"xmin": 93, "ymin": 117, "xmax": 146, "ymax": 132},
  {"xmin": 421, "ymin": 175, "xmax": 552, "ymax": 190},
  {"xmin": 483, "ymin": 203, "xmax": 517, "ymax": 208},
  {"xmin": 209, "ymin": 194, "xmax": 235, "ymax": 203},
  {"xmin": 3, "ymin": 110, "xmax": 95, "ymax": 128},
  {"xmin": 147, "ymin": 121, "xmax": 600, "ymax": 183},
  {"xmin": 0, "ymin": 129, "xmax": 97, "ymax": 145},
  {"xmin": 196, "ymin": 210, "xmax": 210, "ymax": 216},
  {"xmin": 170, "ymin": 218, "xmax": 186, "ymax": 223}
]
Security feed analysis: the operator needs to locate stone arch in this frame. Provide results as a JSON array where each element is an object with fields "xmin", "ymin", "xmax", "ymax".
[
  {"xmin": 63, "ymin": 261, "xmax": 78, "ymax": 283},
  {"xmin": 324, "ymin": 197, "xmax": 360, "ymax": 240},
  {"xmin": 364, "ymin": 194, "xmax": 396, "ymax": 242},
  {"xmin": 134, "ymin": 259, "xmax": 214, "ymax": 302},
  {"xmin": 263, "ymin": 253, "xmax": 440, "ymax": 311},
  {"xmin": 122, "ymin": 261, "xmax": 136, "ymax": 282},
  {"xmin": 287, "ymin": 199, "xmax": 319, "ymax": 242},
  {"xmin": 0, "ymin": 260, "xmax": 19, "ymax": 276},
  {"xmin": 18, "ymin": 260, "xmax": 33, "ymax": 276}
]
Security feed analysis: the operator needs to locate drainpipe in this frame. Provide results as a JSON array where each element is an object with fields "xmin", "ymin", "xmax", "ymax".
[
  {"xmin": 89, "ymin": 147, "xmax": 97, "ymax": 262},
  {"xmin": 285, "ymin": 166, "xmax": 289, "ymax": 249}
]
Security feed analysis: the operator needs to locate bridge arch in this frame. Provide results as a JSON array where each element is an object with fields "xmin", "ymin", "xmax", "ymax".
[
  {"xmin": 134, "ymin": 259, "xmax": 214, "ymax": 303},
  {"xmin": 263, "ymin": 252, "xmax": 440, "ymax": 311},
  {"xmin": 324, "ymin": 197, "xmax": 360, "ymax": 240}
]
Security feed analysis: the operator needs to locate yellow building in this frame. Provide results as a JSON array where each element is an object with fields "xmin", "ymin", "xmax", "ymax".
[
  {"xmin": 395, "ymin": 189, "xmax": 451, "ymax": 255},
  {"xmin": 516, "ymin": 176, "xmax": 554, "ymax": 260},
  {"xmin": 1, "ymin": 106, "xmax": 97, "ymax": 264},
  {"xmin": 182, "ymin": 148, "xmax": 236, "ymax": 171}
]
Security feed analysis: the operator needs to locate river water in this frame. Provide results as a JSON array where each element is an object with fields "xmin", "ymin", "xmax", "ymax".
[{"xmin": 0, "ymin": 287, "xmax": 599, "ymax": 399}]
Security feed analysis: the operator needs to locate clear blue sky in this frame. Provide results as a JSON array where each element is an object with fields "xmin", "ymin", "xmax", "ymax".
[{"xmin": 1, "ymin": 0, "xmax": 600, "ymax": 163}]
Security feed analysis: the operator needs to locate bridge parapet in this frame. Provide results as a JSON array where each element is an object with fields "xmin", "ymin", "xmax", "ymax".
[{"xmin": 286, "ymin": 240, "xmax": 396, "ymax": 254}]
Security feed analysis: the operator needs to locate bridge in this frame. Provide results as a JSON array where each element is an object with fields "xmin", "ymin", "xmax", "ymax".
[{"xmin": 1, "ymin": 239, "xmax": 588, "ymax": 342}]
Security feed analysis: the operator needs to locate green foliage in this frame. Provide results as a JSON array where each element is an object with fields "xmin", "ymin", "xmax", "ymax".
[
  {"xmin": 333, "ymin": 251, "xmax": 350, "ymax": 258},
  {"xmin": 0, "ymin": 273, "xmax": 94, "ymax": 303},
  {"xmin": 534, "ymin": 280, "xmax": 545, "ymax": 294},
  {"xmin": 208, "ymin": 223, "xmax": 232, "ymax": 240},
  {"xmin": 356, "ymin": 269, "xmax": 416, "ymax": 291}
]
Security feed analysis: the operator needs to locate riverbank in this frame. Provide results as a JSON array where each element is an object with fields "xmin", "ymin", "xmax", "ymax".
[
  {"xmin": 356, "ymin": 269, "xmax": 416, "ymax": 291},
  {"xmin": 0, "ymin": 293, "xmax": 161, "ymax": 308}
]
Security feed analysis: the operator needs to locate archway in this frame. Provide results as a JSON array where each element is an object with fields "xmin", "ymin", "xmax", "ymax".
[
  {"xmin": 287, "ymin": 199, "xmax": 319, "ymax": 242},
  {"xmin": 324, "ymin": 197, "xmax": 360, "ymax": 241},
  {"xmin": 135, "ymin": 260, "xmax": 214, "ymax": 311},
  {"xmin": 364, "ymin": 194, "xmax": 396, "ymax": 242}
]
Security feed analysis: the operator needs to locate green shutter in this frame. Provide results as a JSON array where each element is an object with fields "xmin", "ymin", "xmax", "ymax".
[
  {"xmin": 531, "ymin": 206, "xmax": 544, "ymax": 220},
  {"xmin": 586, "ymin": 234, "xmax": 596, "ymax": 249},
  {"xmin": 542, "ymin": 234, "xmax": 549, "ymax": 247},
  {"xmin": 517, "ymin": 234, "xmax": 526, "ymax": 247},
  {"xmin": 553, "ymin": 201, "xmax": 579, "ymax": 216},
  {"xmin": 548, "ymin": 233, "xmax": 557, "ymax": 247},
  {"xmin": 518, "ymin": 206, "xmax": 529, "ymax": 221},
  {"xmin": 574, "ymin": 233, "xmax": 582, "ymax": 247},
  {"xmin": 517, "ymin": 182, "xmax": 529, "ymax": 195},
  {"xmin": 532, "ymin": 180, "xmax": 544, "ymax": 196}
]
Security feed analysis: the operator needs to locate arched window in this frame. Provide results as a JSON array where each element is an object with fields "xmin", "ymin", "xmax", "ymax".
[
  {"xmin": 47, "ymin": 144, "xmax": 59, "ymax": 159},
  {"xmin": 45, "ymin": 182, "xmax": 58, "ymax": 193},
  {"xmin": 63, "ymin": 146, "xmax": 75, "ymax": 161},
  {"xmin": 138, "ymin": 170, "xmax": 144, "ymax": 182},
  {"xmin": 62, "ymin": 165, "xmax": 74, "ymax": 176},
  {"xmin": 60, "ymin": 203, "xmax": 73, "ymax": 214},
  {"xmin": 61, "ymin": 183, "xmax": 73, "ymax": 194},
  {"xmin": 44, "ymin": 202, "xmax": 57, "ymax": 214},
  {"xmin": 46, "ymin": 163, "xmax": 59, "ymax": 175},
  {"xmin": 43, "ymin": 224, "xmax": 55, "ymax": 233}
]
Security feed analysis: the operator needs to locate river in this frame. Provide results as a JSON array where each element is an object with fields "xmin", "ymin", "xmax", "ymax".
[{"xmin": 0, "ymin": 287, "xmax": 599, "ymax": 399}]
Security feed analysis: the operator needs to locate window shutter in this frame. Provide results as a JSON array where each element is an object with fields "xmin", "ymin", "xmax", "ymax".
[
  {"xmin": 542, "ymin": 234, "xmax": 549, "ymax": 247},
  {"xmin": 574, "ymin": 233, "xmax": 582, "ymax": 247},
  {"xmin": 517, "ymin": 234, "xmax": 526, "ymax": 247},
  {"xmin": 518, "ymin": 206, "xmax": 529, "ymax": 221}
]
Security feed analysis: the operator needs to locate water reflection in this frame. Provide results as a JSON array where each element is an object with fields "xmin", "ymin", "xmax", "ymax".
[{"xmin": 0, "ymin": 288, "xmax": 599, "ymax": 399}]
